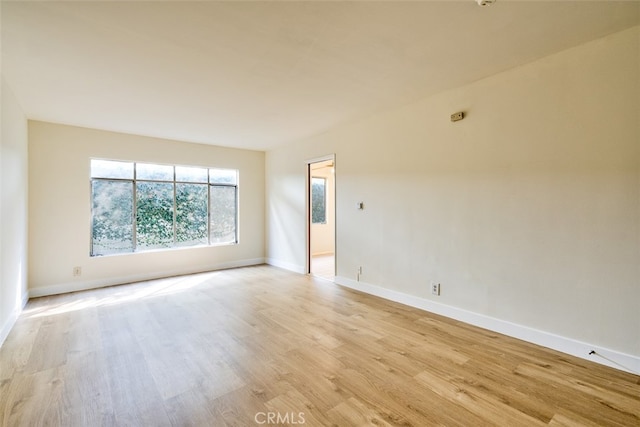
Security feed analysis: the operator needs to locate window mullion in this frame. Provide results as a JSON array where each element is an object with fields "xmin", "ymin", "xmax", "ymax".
[
  {"xmin": 234, "ymin": 185, "xmax": 238, "ymax": 243},
  {"xmin": 207, "ymin": 170, "xmax": 211, "ymax": 245},
  {"xmin": 133, "ymin": 164, "xmax": 138, "ymax": 252},
  {"xmin": 173, "ymin": 167, "xmax": 177, "ymax": 245}
]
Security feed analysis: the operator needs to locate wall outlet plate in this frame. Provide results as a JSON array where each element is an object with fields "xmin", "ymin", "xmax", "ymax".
[{"xmin": 431, "ymin": 282, "xmax": 440, "ymax": 296}]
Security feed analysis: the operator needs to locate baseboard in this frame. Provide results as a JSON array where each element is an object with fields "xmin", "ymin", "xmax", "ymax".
[
  {"xmin": 28, "ymin": 258, "xmax": 265, "ymax": 298},
  {"xmin": 311, "ymin": 251, "xmax": 334, "ymax": 257},
  {"xmin": 0, "ymin": 308, "xmax": 19, "ymax": 348},
  {"xmin": 0, "ymin": 289, "xmax": 29, "ymax": 348},
  {"xmin": 0, "ymin": 314, "xmax": 17, "ymax": 347},
  {"xmin": 335, "ymin": 276, "xmax": 640, "ymax": 375},
  {"xmin": 266, "ymin": 258, "xmax": 305, "ymax": 274}
]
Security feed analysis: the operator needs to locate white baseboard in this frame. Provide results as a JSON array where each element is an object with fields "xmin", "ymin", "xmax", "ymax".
[
  {"xmin": 335, "ymin": 276, "xmax": 640, "ymax": 375},
  {"xmin": 266, "ymin": 258, "xmax": 305, "ymax": 274},
  {"xmin": 28, "ymin": 258, "xmax": 265, "ymax": 298},
  {"xmin": 0, "ymin": 289, "xmax": 29, "ymax": 348},
  {"xmin": 0, "ymin": 311, "xmax": 19, "ymax": 348},
  {"xmin": 311, "ymin": 251, "xmax": 334, "ymax": 257}
]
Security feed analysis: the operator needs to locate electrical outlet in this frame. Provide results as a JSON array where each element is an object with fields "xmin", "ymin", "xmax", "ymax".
[
  {"xmin": 73, "ymin": 266, "xmax": 82, "ymax": 277},
  {"xmin": 431, "ymin": 282, "xmax": 440, "ymax": 296}
]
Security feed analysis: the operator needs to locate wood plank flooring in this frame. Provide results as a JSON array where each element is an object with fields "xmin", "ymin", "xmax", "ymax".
[{"xmin": 1, "ymin": 265, "xmax": 639, "ymax": 426}]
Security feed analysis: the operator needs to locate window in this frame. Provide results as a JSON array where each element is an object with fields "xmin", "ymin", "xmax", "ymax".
[
  {"xmin": 311, "ymin": 177, "xmax": 326, "ymax": 224},
  {"xmin": 91, "ymin": 160, "xmax": 238, "ymax": 256}
]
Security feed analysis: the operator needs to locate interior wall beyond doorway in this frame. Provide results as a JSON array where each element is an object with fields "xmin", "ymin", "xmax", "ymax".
[{"xmin": 310, "ymin": 160, "xmax": 335, "ymax": 256}]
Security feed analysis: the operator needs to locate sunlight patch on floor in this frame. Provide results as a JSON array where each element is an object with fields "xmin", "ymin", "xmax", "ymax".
[{"xmin": 23, "ymin": 271, "xmax": 223, "ymax": 318}]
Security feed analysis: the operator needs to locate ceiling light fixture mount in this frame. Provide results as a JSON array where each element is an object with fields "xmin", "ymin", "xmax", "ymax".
[{"xmin": 476, "ymin": 0, "xmax": 496, "ymax": 6}]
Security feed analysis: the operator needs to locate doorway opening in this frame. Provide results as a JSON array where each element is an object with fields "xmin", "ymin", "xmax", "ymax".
[{"xmin": 307, "ymin": 156, "xmax": 335, "ymax": 280}]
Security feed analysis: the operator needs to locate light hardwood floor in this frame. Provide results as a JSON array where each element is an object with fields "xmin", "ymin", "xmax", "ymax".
[{"xmin": 1, "ymin": 265, "xmax": 639, "ymax": 426}]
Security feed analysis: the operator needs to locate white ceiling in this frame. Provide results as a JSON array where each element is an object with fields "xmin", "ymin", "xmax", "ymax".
[{"xmin": 2, "ymin": 1, "xmax": 639, "ymax": 151}]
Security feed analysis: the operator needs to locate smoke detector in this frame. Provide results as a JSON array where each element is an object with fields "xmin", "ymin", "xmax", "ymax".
[{"xmin": 476, "ymin": 0, "xmax": 496, "ymax": 6}]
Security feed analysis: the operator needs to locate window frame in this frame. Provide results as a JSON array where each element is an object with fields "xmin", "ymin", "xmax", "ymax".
[{"xmin": 90, "ymin": 159, "xmax": 238, "ymax": 257}]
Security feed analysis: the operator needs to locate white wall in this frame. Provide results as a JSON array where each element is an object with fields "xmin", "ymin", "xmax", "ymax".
[
  {"xmin": 266, "ymin": 27, "xmax": 640, "ymax": 370},
  {"xmin": 28, "ymin": 121, "xmax": 265, "ymax": 296},
  {"xmin": 0, "ymin": 77, "xmax": 29, "ymax": 346}
]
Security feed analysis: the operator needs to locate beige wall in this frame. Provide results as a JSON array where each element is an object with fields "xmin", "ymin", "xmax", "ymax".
[
  {"xmin": 0, "ymin": 77, "xmax": 29, "ymax": 345},
  {"xmin": 266, "ymin": 27, "xmax": 640, "ymax": 359},
  {"xmin": 28, "ymin": 121, "xmax": 265, "ymax": 295}
]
